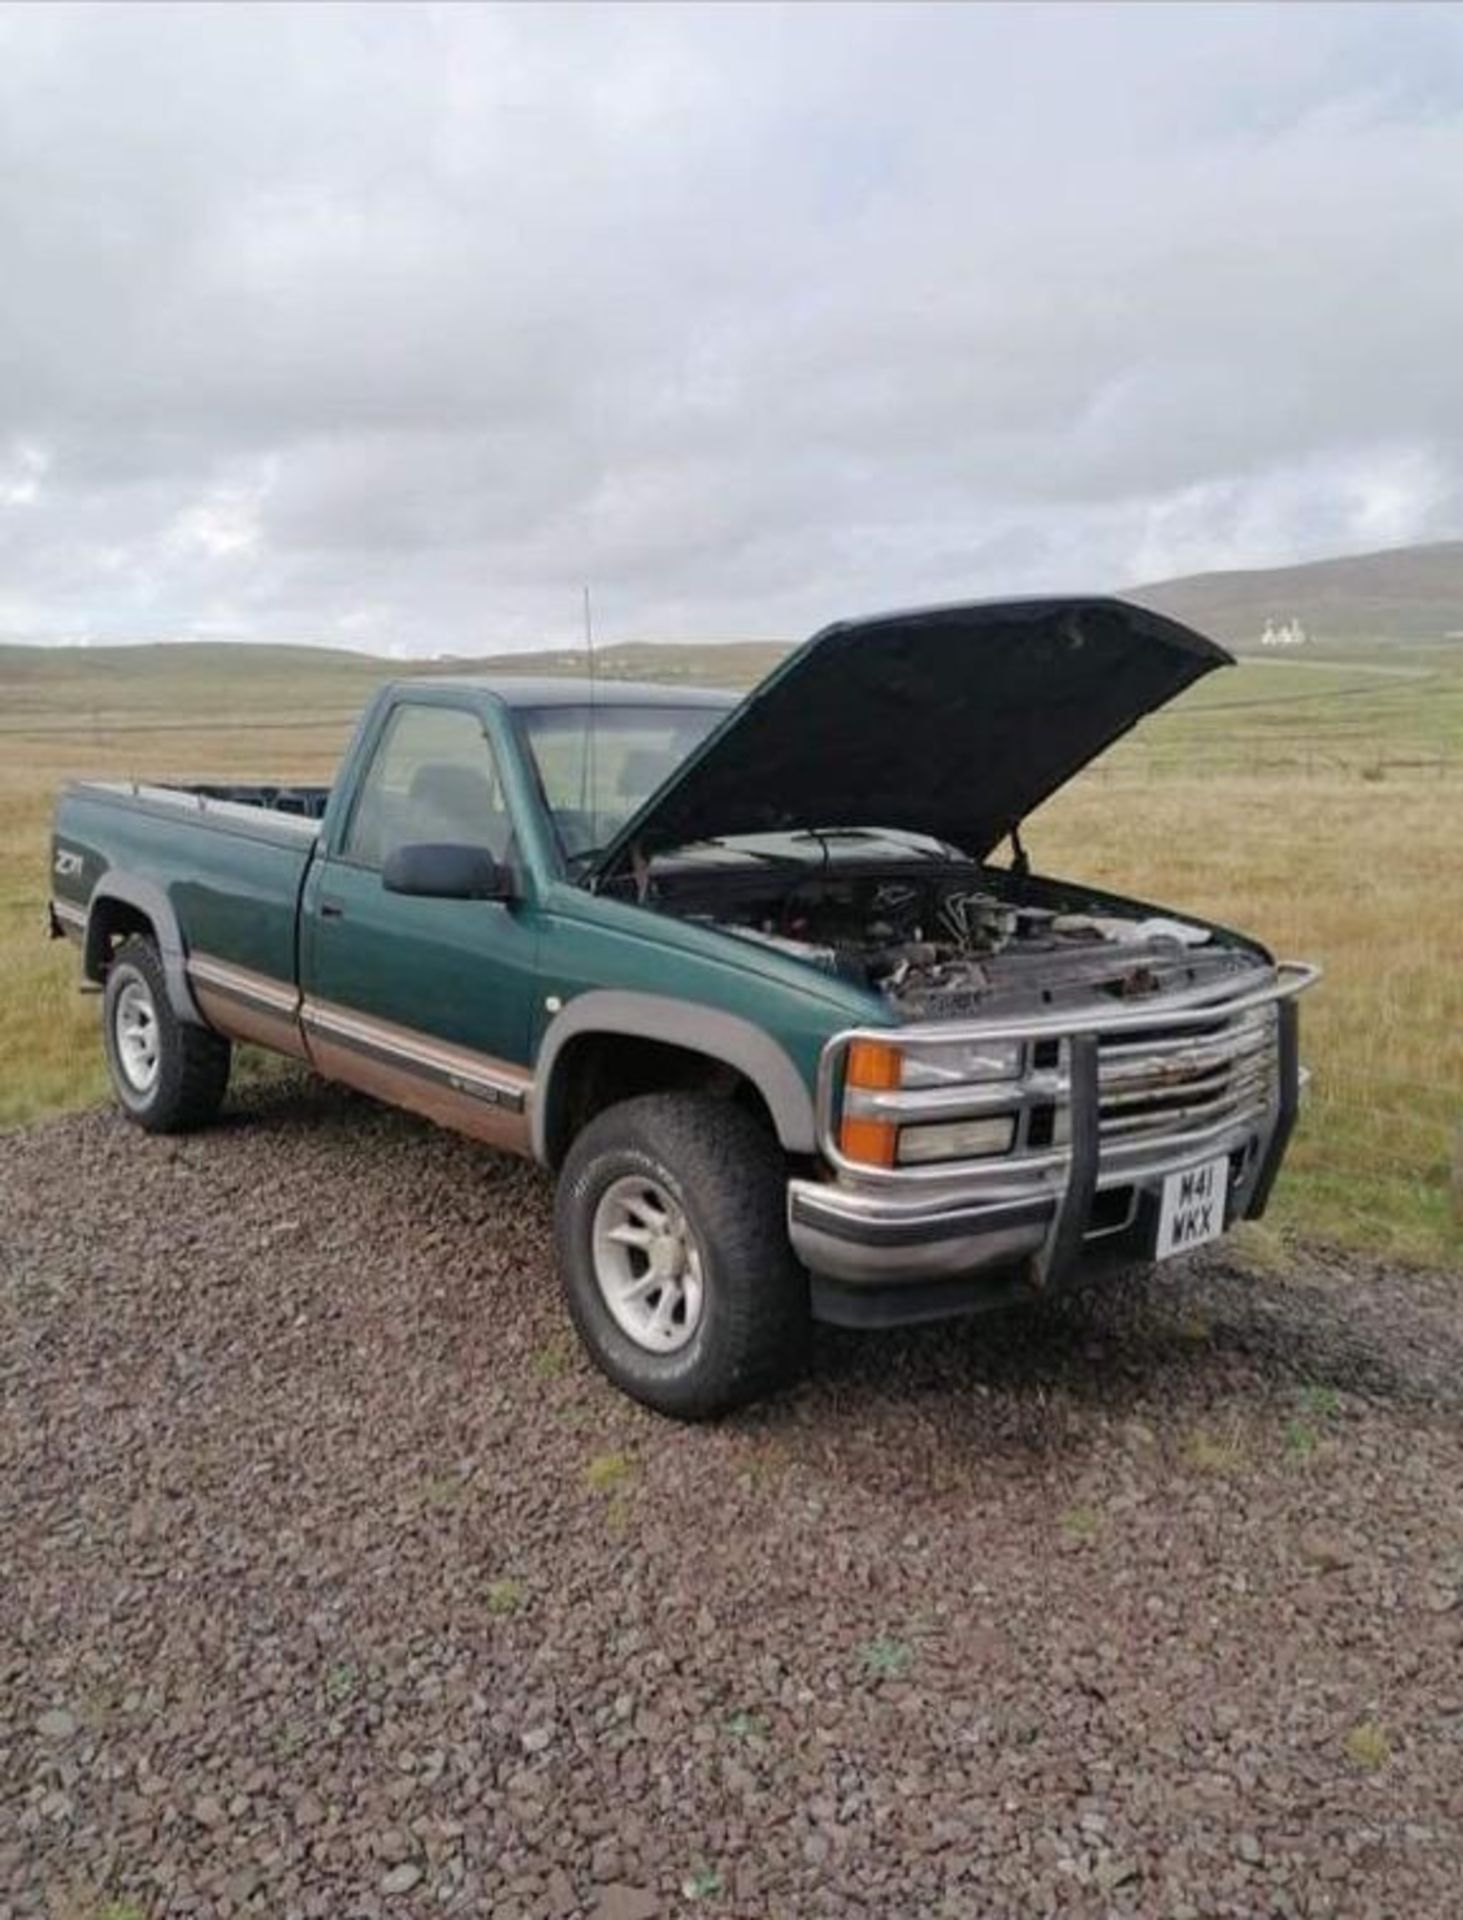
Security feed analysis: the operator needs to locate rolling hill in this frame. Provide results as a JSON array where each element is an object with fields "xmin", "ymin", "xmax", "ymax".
[
  {"xmin": 1126, "ymin": 539, "xmax": 1463, "ymax": 649},
  {"xmin": 5, "ymin": 541, "xmax": 1463, "ymax": 701}
]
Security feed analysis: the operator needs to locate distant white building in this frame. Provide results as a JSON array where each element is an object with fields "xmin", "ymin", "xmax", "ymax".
[{"xmin": 1260, "ymin": 618, "xmax": 1309, "ymax": 648}]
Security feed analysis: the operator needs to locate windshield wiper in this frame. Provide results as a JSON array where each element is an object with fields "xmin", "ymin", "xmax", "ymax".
[
  {"xmin": 789, "ymin": 825, "xmax": 973, "ymax": 864},
  {"xmin": 564, "ymin": 835, "xmax": 799, "ymax": 899},
  {"xmin": 654, "ymin": 836, "xmax": 805, "ymax": 868}
]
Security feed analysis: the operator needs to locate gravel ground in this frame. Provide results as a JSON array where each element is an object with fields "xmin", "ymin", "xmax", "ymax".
[{"xmin": 3, "ymin": 1074, "xmax": 1462, "ymax": 1920}]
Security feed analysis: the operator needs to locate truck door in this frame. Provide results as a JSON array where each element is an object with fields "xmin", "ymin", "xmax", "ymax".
[{"xmin": 299, "ymin": 695, "xmax": 539, "ymax": 1155}]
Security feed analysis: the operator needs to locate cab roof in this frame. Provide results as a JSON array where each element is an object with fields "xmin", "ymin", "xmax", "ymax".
[{"xmin": 388, "ymin": 675, "xmax": 739, "ymax": 711}]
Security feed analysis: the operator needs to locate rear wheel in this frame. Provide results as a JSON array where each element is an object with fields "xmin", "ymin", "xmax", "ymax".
[
  {"xmin": 555, "ymin": 1093, "xmax": 810, "ymax": 1419},
  {"xmin": 102, "ymin": 935, "xmax": 231, "ymax": 1133}
]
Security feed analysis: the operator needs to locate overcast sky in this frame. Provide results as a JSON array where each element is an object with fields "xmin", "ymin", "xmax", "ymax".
[{"xmin": 3, "ymin": 2, "xmax": 1463, "ymax": 654}]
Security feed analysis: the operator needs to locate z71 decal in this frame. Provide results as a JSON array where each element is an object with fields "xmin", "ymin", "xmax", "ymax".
[{"xmin": 53, "ymin": 846, "xmax": 84, "ymax": 879}]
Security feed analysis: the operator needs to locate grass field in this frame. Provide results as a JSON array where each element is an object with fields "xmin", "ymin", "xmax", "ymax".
[{"xmin": 3, "ymin": 636, "xmax": 1459, "ymax": 1265}]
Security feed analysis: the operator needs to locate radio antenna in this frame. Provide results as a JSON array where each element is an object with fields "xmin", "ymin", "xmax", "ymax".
[{"xmin": 582, "ymin": 584, "xmax": 599, "ymax": 837}]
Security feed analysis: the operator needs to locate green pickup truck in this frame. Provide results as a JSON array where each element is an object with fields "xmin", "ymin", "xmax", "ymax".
[{"xmin": 49, "ymin": 597, "xmax": 1316, "ymax": 1417}]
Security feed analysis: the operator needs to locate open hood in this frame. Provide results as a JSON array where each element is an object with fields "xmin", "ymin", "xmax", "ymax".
[{"xmin": 590, "ymin": 596, "xmax": 1231, "ymax": 879}]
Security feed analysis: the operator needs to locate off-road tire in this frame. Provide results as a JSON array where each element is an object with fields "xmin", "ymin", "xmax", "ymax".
[
  {"xmin": 555, "ymin": 1093, "xmax": 811, "ymax": 1419},
  {"xmin": 102, "ymin": 934, "xmax": 231, "ymax": 1133}
]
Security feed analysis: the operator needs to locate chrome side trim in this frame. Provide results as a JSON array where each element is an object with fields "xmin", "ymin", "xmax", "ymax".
[
  {"xmin": 187, "ymin": 953, "xmax": 300, "ymax": 1015},
  {"xmin": 183, "ymin": 953, "xmax": 535, "ymax": 1118},
  {"xmin": 300, "ymin": 998, "xmax": 531, "ymax": 1113},
  {"xmin": 50, "ymin": 898, "xmax": 87, "ymax": 931}
]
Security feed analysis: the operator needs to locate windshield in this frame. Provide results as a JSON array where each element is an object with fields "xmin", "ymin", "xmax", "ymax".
[{"xmin": 520, "ymin": 703, "xmax": 728, "ymax": 864}]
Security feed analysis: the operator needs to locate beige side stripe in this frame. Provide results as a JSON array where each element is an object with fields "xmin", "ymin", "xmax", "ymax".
[
  {"xmin": 184, "ymin": 954, "xmax": 532, "ymax": 1112},
  {"xmin": 187, "ymin": 953, "xmax": 300, "ymax": 1015},
  {"xmin": 299, "ymin": 996, "xmax": 533, "ymax": 1112}
]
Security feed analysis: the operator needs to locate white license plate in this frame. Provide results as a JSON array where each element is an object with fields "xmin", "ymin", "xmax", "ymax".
[{"xmin": 1155, "ymin": 1156, "xmax": 1229, "ymax": 1260}]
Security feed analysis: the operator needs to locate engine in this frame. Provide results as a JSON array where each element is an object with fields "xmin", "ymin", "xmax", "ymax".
[{"xmin": 657, "ymin": 863, "xmax": 1260, "ymax": 1019}]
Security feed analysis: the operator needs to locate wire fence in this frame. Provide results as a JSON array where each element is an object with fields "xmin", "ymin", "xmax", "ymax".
[{"xmin": 1088, "ymin": 745, "xmax": 1463, "ymax": 782}]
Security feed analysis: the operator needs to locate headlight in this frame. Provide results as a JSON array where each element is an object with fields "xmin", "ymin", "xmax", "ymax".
[
  {"xmin": 837, "ymin": 1036, "xmax": 1025, "ymax": 1169},
  {"xmin": 899, "ymin": 1038, "xmax": 1024, "ymax": 1087},
  {"xmin": 896, "ymin": 1116, "xmax": 1017, "ymax": 1165}
]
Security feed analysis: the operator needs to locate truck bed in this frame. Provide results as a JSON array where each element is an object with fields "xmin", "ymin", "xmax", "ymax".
[
  {"xmin": 150, "ymin": 780, "xmax": 331, "ymax": 820},
  {"xmin": 51, "ymin": 779, "xmax": 326, "ymax": 995}
]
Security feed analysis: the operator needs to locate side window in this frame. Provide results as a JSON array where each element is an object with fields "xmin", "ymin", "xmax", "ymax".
[{"xmin": 342, "ymin": 704, "xmax": 509, "ymax": 870}]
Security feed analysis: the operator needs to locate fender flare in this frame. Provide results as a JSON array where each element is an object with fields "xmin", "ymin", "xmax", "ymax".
[
  {"xmin": 532, "ymin": 989, "xmax": 816, "ymax": 1163},
  {"xmin": 84, "ymin": 874, "xmax": 205, "ymax": 1026}
]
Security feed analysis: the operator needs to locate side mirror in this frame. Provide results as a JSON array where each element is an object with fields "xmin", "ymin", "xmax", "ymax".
[{"xmin": 381, "ymin": 842, "xmax": 513, "ymax": 901}]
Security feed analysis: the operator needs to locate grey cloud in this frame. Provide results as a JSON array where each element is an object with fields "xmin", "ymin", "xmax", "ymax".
[{"xmin": 2, "ymin": 2, "xmax": 1463, "ymax": 650}]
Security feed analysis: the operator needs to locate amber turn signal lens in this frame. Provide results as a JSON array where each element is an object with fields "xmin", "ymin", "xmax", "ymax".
[
  {"xmin": 845, "ymin": 1040, "xmax": 902, "ymax": 1089},
  {"xmin": 839, "ymin": 1041, "xmax": 902, "ymax": 1165},
  {"xmin": 839, "ymin": 1114, "xmax": 897, "ymax": 1167}
]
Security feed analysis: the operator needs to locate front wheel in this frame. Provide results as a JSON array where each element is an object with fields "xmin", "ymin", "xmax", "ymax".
[
  {"xmin": 102, "ymin": 935, "xmax": 231, "ymax": 1133},
  {"xmin": 555, "ymin": 1093, "xmax": 810, "ymax": 1419}
]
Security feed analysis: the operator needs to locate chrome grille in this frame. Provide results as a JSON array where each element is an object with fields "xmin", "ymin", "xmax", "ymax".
[
  {"xmin": 1097, "ymin": 1005, "xmax": 1277, "ymax": 1142},
  {"xmin": 816, "ymin": 961, "xmax": 1316, "ymax": 1187}
]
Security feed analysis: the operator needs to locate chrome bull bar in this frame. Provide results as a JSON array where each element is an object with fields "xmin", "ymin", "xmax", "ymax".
[{"xmin": 792, "ymin": 961, "xmax": 1320, "ymax": 1306}]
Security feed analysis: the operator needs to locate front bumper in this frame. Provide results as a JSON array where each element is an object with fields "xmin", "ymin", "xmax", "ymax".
[{"xmin": 788, "ymin": 961, "xmax": 1317, "ymax": 1328}]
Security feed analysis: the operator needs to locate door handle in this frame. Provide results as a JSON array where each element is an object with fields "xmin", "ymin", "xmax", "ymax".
[{"xmin": 319, "ymin": 898, "xmax": 345, "ymax": 920}]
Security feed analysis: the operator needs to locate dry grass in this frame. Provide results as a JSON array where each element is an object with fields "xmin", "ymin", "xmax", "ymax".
[
  {"xmin": 1, "ymin": 719, "xmax": 349, "ymax": 1127},
  {"xmin": 3, "ymin": 644, "xmax": 1460, "ymax": 1266},
  {"xmin": 1032, "ymin": 772, "xmax": 1463, "ymax": 1263}
]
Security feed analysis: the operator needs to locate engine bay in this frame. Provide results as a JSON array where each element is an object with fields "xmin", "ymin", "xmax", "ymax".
[{"xmin": 638, "ymin": 857, "xmax": 1264, "ymax": 1018}]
